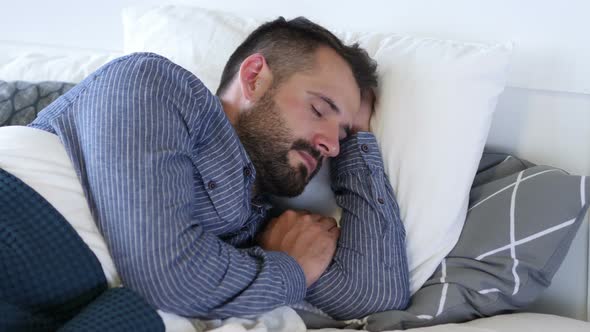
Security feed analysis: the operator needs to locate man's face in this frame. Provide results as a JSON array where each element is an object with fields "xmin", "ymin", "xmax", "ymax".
[{"xmin": 236, "ymin": 47, "xmax": 361, "ymax": 197}]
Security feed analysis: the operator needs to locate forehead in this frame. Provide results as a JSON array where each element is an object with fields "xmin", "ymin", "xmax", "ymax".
[{"xmin": 287, "ymin": 46, "xmax": 361, "ymax": 117}]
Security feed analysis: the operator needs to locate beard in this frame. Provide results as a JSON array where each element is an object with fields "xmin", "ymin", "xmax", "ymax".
[{"xmin": 235, "ymin": 89, "xmax": 322, "ymax": 197}]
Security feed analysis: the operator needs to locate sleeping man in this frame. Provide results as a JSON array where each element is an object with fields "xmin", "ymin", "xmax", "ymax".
[{"xmin": 29, "ymin": 17, "xmax": 409, "ymax": 320}]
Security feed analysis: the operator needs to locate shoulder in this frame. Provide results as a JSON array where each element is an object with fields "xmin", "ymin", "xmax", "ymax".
[
  {"xmin": 95, "ymin": 53, "xmax": 211, "ymax": 101},
  {"xmin": 86, "ymin": 53, "xmax": 222, "ymax": 144}
]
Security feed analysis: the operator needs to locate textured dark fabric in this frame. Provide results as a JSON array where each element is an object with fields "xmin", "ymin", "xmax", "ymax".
[
  {"xmin": 58, "ymin": 287, "xmax": 164, "ymax": 332},
  {"xmin": 0, "ymin": 167, "xmax": 106, "ymax": 331},
  {"xmin": 0, "ymin": 167, "xmax": 163, "ymax": 331},
  {"xmin": 0, "ymin": 81, "xmax": 74, "ymax": 126}
]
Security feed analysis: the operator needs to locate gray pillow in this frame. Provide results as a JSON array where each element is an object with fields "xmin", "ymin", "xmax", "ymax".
[
  {"xmin": 0, "ymin": 80, "xmax": 74, "ymax": 127},
  {"xmin": 297, "ymin": 152, "xmax": 589, "ymax": 330}
]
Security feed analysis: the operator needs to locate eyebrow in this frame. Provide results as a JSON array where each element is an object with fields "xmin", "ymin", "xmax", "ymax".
[{"xmin": 307, "ymin": 91, "xmax": 341, "ymax": 114}]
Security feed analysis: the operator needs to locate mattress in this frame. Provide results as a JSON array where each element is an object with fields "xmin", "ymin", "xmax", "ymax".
[{"xmin": 312, "ymin": 313, "xmax": 590, "ymax": 332}]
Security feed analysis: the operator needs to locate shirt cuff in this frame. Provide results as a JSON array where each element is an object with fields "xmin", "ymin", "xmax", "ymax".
[
  {"xmin": 266, "ymin": 251, "xmax": 307, "ymax": 304},
  {"xmin": 331, "ymin": 132, "xmax": 385, "ymax": 178}
]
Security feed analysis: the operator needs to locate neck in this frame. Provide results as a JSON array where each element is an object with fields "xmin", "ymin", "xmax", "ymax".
[
  {"xmin": 220, "ymin": 98, "xmax": 240, "ymax": 126},
  {"xmin": 219, "ymin": 89, "xmax": 261, "ymax": 199},
  {"xmin": 219, "ymin": 82, "xmax": 244, "ymax": 126}
]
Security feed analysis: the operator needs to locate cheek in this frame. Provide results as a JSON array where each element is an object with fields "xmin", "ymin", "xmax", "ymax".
[{"xmin": 275, "ymin": 93, "xmax": 313, "ymax": 136}]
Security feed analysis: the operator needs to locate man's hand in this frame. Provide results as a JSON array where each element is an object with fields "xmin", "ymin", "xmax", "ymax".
[
  {"xmin": 351, "ymin": 88, "xmax": 375, "ymax": 134},
  {"xmin": 258, "ymin": 210, "xmax": 340, "ymax": 287}
]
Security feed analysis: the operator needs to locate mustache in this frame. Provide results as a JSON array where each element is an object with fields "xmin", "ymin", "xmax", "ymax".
[{"xmin": 291, "ymin": 139, "xmax": 322, "ymax": 167}]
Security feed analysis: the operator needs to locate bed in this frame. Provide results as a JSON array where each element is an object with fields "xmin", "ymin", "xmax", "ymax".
[{"xmin": 0, "ymin": 1, "xmax": 589, "ymax": 331}]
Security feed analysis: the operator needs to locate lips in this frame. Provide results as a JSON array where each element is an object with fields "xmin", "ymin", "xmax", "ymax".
[{"xmin": 297, "ymin": 150, "xmax": 318, "ymax": 175}]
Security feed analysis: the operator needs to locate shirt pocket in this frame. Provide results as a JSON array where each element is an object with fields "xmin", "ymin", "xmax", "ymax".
[{"xmin": 194, "ymin": 159, "xmax": 248, "ymax": 230}]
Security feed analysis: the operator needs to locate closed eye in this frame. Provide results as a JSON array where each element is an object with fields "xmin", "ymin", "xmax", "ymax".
[{"xmin": 311, "ymin": 105, "xmax": 322, "ymax": 118}]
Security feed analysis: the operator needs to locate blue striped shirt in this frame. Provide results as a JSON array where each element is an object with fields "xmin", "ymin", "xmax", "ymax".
[{"xmin": 30, "ymin": 53, "xmax": 409, "ymax": 320}]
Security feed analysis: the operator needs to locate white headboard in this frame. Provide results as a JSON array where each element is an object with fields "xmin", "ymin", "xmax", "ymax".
[{"xmin": 1, "ymin": 0, "xmax": 588, "ymax": 322}]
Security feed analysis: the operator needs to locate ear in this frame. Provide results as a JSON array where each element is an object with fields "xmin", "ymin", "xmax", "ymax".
[{"xmin": 238, "ymin": 53, "xmax": 273, "ymax": 105}]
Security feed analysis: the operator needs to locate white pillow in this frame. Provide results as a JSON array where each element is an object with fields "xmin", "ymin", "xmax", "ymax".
[
  {"xmin": 122, "ymin": 5, "xmax": 512, "ymax": 294},
  {"xmin": 354, "ymin": 33, "xmax": 512, "ymax": 294},
  {"xmin": 0, "ymin": 41, "xmax": 121, "ymax": 83},
  {"xmin": 123, "ymin": 5, "xmax": 260, "ymax": 92}
]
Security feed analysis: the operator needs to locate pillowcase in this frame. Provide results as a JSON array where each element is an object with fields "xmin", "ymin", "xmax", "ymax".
[
  {"xmin": 123, "ymin": 5, "xmax": 260, "ymax": 92},
  {"xmin": 332, "ymin": 32, "xmax": 512, "ymax": 294},
  {"xmin": 122, "ymin": 5, "xmax": 513, "ymax": 294},
  {"xmin": 0, "ymin": 46, "xmax": 120, "ymax": 84},
  {"xmin": 298, "ymin": 153, "xmax": 589, "ymax": 330}
]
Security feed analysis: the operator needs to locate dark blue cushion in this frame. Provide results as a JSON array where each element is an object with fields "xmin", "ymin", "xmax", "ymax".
[{"xmin": 0, "ymin": 167, "xmax": 163, "ymax": 331}]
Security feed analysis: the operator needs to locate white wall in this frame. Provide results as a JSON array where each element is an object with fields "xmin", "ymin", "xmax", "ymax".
[
  {"xmin": 490, "ymin": 87, "xmax": 590, "ymax": 175},
  {"xmin": 0, "ymin": 0, "xmax": 145, "ymax": 52},
  {"xmin": 2, "ymin": 0, "xmax": 590, "ymax": 94}
]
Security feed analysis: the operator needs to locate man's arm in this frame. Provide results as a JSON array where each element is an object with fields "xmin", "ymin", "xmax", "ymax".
[
  {"xmin": 48, "ymin": 54, "xmax": 309, "ymax": 319},
  {"xmin": 304, "ymin": 90, "xmax": 410, "ymax": 319},
  {"xmin": 304, "ymin": 133, "xmax": 410, "ymax": 319}
]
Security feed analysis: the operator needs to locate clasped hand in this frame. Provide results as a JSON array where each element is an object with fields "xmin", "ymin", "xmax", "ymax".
[{"xmin": 258, "ymin": 210, "xmax": 340, "ymax": 287}]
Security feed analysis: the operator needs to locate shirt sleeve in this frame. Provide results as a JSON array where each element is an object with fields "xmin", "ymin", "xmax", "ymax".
[
  {"xmin": 304, "ymin": 132, "xmax": 410, "ymax": 320},
  {"xmin": 58, "ymin": 53, "xmax": 306, "ymax": 319}
]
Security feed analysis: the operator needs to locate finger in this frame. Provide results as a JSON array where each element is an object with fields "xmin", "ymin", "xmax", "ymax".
[
  {"xmin": 298, "ymin": 210, "xmax": 323, "ymax": 220},
  {"xmin": 300, "ymin": 213, "xmax": 323, "ymax": 224},
  {"xmin": 328, "ymin": 226, "xmax": 341, "ymax": 238},
  {"xmin": 278, "ymin": 210, "xmax": 302, "ymax": 228},
  {"xmin": 263, "ymin": 217, "xmax": 280, "ymax": 232},
  {"xmin": 317, "ymin": 217, "xmax": 338, "ymax": 231}
]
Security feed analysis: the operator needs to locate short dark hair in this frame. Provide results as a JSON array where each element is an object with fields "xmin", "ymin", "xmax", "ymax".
[{"xmin": 215, "ymin": 16, "xmax": 378, "ymax": 96}]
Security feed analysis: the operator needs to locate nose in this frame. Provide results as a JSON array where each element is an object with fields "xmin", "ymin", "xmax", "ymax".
[{"xmin": 312, "ymin": 127, "xmax": 340, "ymax": 158}]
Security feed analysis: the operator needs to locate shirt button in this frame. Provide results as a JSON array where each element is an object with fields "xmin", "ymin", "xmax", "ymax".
[
  {"xmin": 208, "ymin": 181, "xmax": 216, "ymax": 190},
  {"xmin": 377, "ymin": 198, "xmax": 385, "ymax": 204},
  {"xmin": 361, "ymin": 144, "xmax": 369, "ymax": 152},
  {"xmin": 243, "ymin": 167, "xmax": 252, "ymax": 177}
]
